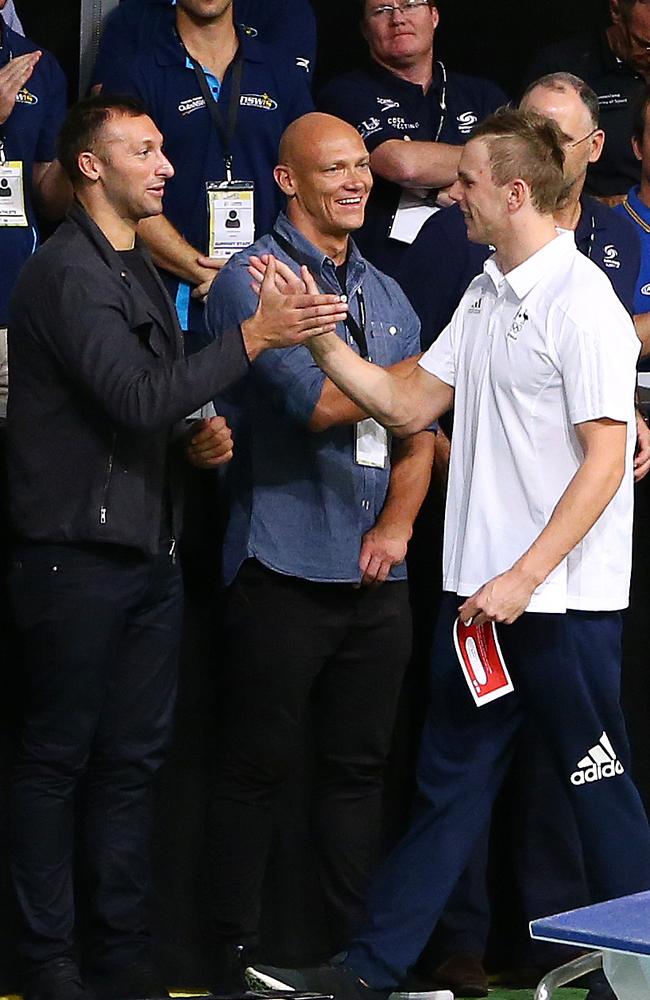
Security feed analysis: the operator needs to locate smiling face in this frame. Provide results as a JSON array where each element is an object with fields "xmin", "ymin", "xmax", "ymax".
[
  {"xmin": 362, "ymin": 0, "xmax": 439, "ymax": 71},
  {"xmin": 275, "ymin": 116, "xmax": 373, "ymax": 244},
  {"xmin": 81, "ymin": 113, "xmax": 174, "ymax": 224},
  {"xmin": 448, "ymin": 138, "xmax": 510, "ymax": 245}
]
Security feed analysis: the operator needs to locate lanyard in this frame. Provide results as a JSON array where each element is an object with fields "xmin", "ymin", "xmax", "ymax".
[
  {"xmin": 0, "ymin": 24, "xmax": 10, "ymax": 165},
  {"xmin": 187, "ymin": 48, "xmax": 243, "ymax": 181},
  {"xmin": 272, "ymin": 228, "xmax": 369, "ymax": 358},
  {"xmin": 433, "ymin": 60, "xmax": 448, "ymax": 143}
]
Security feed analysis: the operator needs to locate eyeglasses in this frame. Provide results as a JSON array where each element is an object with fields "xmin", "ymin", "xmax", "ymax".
[
  {"xmin": 367, "ymin": 0, "xmax": 432, "ymax": 20},
  {"xmin": 565, "ymin": 128, "xmax": 598, "ymax": 148}
]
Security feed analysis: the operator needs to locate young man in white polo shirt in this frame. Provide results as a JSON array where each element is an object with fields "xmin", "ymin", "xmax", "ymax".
[{"xmin": 245, "ymin": 107, "xmax": 650, "ymax": 1000}]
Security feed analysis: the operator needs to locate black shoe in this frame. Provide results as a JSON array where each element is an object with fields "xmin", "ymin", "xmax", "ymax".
[
  {"xmin": 23, "ymin": 957, "xmax": 90, "ymax": 1000},
  {"xmin": 91, "ymin": 959, "xmax": 170, "ymax": 999},
  {"xmin": 245, "ymin": 957, "xmax": 388, "ymax": 1000},
  {"xmin": 420, "ymin": 953, "xmax": 488, "ymax": 998},
  {"xmin": 209, "ymin": 941, "xmax": 252, "ymax": 994}
]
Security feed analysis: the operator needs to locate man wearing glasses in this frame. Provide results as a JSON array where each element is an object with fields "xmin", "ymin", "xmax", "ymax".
[
  {"xmin": 523, "ymin": 0, "xmax": 650, "ymax": 203},
  {"xmin": 318, "ymin": 0, "xmax": 506, "ymax": 278}
]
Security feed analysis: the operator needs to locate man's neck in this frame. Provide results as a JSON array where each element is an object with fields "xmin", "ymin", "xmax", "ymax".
[
  {"xmin": 494, "ymin": 216, "xmax": 559, "ymax": 274},
  {"xmin": 639, "ymin": 177, "xmax": 650, "ymax": 209},
  {"xmin": 286, "ymin": 210, "xmax": 350, "ymax": 266},
  {"xmin": 76, "ymin": 190, "xmax": 138, "ymax": 251},
  {"xmin": 372, "ymin": 50, "xmax": 434, "ymax": 91},
  {"xmin": 553, "ymin": 191, "xmax": 583, "ymax": 232},
  {"xmin": 176, "ymin": 6, "xmax": 238, "ymax": 81}
]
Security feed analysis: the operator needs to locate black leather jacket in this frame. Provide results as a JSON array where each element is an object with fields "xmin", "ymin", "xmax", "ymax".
[{"xmin": 8, "ymin": 201, "xmax": 250, "ymax": 554}]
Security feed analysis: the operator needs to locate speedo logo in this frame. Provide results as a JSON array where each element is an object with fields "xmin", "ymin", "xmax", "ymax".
[
  {"xmin": 240, "ymin": 93, "xmax": 278, "ymax": 111},
  {"xmin": 641, "ymin": 283, "xmax": 650, "ymax": 296},
  {"xmin": 16, "ymin": 87, "xmax": 38, "ymax": 106},
  {"xmin": 570, "ymin": 732, "xmax": 624, "ymax": 786},
  {"xmin": 457, "ymin": 111, "xmax": 477, "ymax": 135}
]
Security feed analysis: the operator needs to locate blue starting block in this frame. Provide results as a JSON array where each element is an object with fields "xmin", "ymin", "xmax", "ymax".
[{"xmin": 530, "ymin": 891, "xmax": 650, "ymax": 999}]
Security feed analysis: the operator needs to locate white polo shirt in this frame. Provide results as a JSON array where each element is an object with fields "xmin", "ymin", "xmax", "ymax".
[{"xmin": 420, "ymin": 231, "xmax": 639, "ymax": 613}]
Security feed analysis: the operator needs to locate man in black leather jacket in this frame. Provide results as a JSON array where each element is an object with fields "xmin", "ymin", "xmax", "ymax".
[{"xmin": 5, "ymin": 93, "xmax": 347, "ymax": 1000}]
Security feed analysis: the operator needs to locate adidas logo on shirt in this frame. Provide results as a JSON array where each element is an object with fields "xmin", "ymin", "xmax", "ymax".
[{"xmin": 570, "ymin": 732, "xmax": 624, "ymax": 786}]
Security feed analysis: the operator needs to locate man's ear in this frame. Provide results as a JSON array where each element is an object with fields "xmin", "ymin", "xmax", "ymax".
[
  {"xmin": 633, "ymin": 134, "xmax": 643, "ymax": 162},
  {"xmin": 609, "ymin": 0, "xmax": 623, "ymax": 25},
  {"xmin": 77, "ymin": 150, "xmax": 102, "ymax": 183},
  {"xmin": 506, "ymin": 178, "xmax": 527, "ymax": 213},
  {"xmin": 274, "ymin": 164, "xmax": 296, "ymax": 198},
  {"xmin": 589, "ymin": 129, "xmax": 606, "ymax": 165}
]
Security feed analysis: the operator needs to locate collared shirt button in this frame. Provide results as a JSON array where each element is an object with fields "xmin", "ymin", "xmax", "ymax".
[
  {"xmin": 389, "ymin": 325, "xmax": 397, "ymax": 335},
  {"xmin": 340, "ymin": 294, "xmax": 348, "ymax": 303}
]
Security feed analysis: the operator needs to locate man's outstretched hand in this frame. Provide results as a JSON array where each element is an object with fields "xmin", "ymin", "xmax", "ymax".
[{"xmin": 241, "ymin": 255, "xmax": 347, "ymax": 361}]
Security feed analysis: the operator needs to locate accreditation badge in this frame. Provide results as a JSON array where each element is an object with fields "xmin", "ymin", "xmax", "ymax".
[
  {"xmin": 0, "ymin": 161, "xmax": 28, "ymax": 227},
  {"xmin": 354, "ymin": 418, "xmax": 389, "ymax": 469},
  {"xmin": 206, "ymin": 180, "xmax": 255, "ymax": 259},
  {"xmin": 388, "ymin": 188, "xmax": 439, "ymax": 244}
]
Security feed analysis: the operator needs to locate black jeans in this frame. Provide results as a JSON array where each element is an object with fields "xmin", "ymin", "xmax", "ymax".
[
  {"xmin": 8, "ymin": 542, "xmax": 182, "ymax": 972},
  {"xmin": 209, "ymin": 560, "xmax": 412, "ymax": 952}
]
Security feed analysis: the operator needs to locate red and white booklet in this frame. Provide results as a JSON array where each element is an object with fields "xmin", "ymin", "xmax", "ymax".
[{"xmin": 453, "ymin": 616, "xmax": 514, "ymax": 707}]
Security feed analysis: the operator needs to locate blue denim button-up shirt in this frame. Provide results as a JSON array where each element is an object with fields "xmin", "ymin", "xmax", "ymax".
[{"xmin": 205, "ymin": 213, "xmax": 422, "ymax": 585}]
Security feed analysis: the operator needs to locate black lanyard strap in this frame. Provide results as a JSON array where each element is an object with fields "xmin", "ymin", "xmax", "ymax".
[
  {"xmin": 188, "ymin": 48, "xmax": 243, "ymax": 176},
  {"xmin": 271, "ymin": 228, "xmax": 369, "ymax": 358}
]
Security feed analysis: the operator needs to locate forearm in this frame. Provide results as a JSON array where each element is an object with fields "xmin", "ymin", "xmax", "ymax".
[
  {"xmin": 512, "ymin": 447, "xmax": 625, "ymax": 591},
  {"xmin": 309, "ymin": 333, "xmax": 426, "ymax": 434},
  {"xmin": 309, "ymin": 353, "xmax": 422, "ymax": 432},
  {"xmin": 138, "ymin": 214, "xmax": 212, "ymax": 285},
  {"xmin": 371, "ymin": 140, "xmax": 462, "ymax": 190},
  {"xmin": 32, "ymin": 161, "xmax": 72, "ymax": 222},
  {"xmin": 377, "ymin": 431, "xmax": 436, "ymax": 538}
]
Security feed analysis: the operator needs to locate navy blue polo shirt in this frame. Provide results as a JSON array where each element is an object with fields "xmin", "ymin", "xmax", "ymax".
[
  {"xmin": 397, "ymin": 194, "xmax": 640, "ymax": 351},
  {"xmin": 101, "ymin": 19, "xmax": 313, "ymax": 333},
  {"xmin": 615, "ymin": 186, "xmax": 650, "ymax": 315},
  {"xmin": 523, "ymin": 30, "xmax": 644, "ymax": 199},
  {"xmin": 318, "ymin": 59, "xmax": 507, "ymax": 277},
  {"xmin": 91, "ymin": 0, "xmax": 317, "ymax": 87},
  {"xmin": 0, "ymin": 23, "xmax": 67, "ymax": 327}
]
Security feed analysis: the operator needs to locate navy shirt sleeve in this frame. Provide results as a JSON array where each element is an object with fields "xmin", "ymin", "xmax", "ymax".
[{"xmin": 34, "ymin": 52, "xmax": 68, "ymax": 163}]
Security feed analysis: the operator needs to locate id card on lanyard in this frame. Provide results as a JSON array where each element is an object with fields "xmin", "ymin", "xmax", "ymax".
[
  {"xmin": 272, "ymin": 228, "xmax": 389, "ymax": 469},
  {"xmin": 187, "ymin": 51, "xmax": 256, "ymax": 259},
  {"xmin": 0, "ymin": 140, "xmax": 28, "ymax": 228}
]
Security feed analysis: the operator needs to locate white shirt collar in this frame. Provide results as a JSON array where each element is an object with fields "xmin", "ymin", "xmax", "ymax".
[{"xmin": 483, "ymin": 231, "xmax": 576, "ymax": 301}]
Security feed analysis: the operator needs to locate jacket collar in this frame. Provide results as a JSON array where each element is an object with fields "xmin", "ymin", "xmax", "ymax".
[{"xmin": 67, "ymin": 200, "xmax": 179, "ymax": 337}]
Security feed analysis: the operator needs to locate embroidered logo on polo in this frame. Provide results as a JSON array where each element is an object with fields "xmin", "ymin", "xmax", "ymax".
[
  {"xmin": 641, "ymin": 283, "xmax": 650, "ymax": 296},
  {"xmin": 377, "ymin": 97, "xmax": 400, "ymax": 112},
  {"xmin": 296, "ymin": 57, "xmax": 311, "ymax": 72},
  {"xmin": 240, "ymin": 93, "xmax": 278, "ymax": 111},
  {"xmin": 240, "ymin": 24, "xmax": 258, "ymax": 37},
  {"xmin": 507, "ymin": 308, "xmax": 529, "ymax": 339},
  {"xmin": 359, "ymin": 117, "xmax": 382, "ymax": 138},
  {"xmin": 468, "ymin": 297, "xmax": 483, "ymax": 314},
  {"xmin": 597, "ymin": 92, "xmax": 628, "ymax": 108},
  {"xmin": 603, "ymin": 244, "xmax": 621, "ymax": 269},
  {"xmin": 570, "ymin": 732, "xmax": 624, "ymax": 786},
  {"xmin": 387, "ymin": 116, "xmax": 419, "ymax": 131},
  {"xmin": 16, "ymin": 87, "xmax": 38, "ymax": 106},
  {"xmin": 178, "ymin": 96, "xmax": 206, "ymax": 116},
  {"xmin": 456, "ymin": 111, "xmax": 477, "ymax": 135}
]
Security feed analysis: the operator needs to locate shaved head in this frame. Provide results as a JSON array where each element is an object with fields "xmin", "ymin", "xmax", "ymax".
[
  {"xmin": 278, "ymin": 113, "xmax": 365, "ymax": 170},
  {"xmin": 274, "ymin": 113, "xmax": 372, "ymax": 250}
]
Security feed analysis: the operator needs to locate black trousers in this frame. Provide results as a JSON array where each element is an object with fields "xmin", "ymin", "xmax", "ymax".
[
  {"xmin": 209, "ymin": 560, "xmax": 412, "ymax": 953},
  {"xmin": 8, "ymin": 542, "xmax": 182, "ymax": 972}
]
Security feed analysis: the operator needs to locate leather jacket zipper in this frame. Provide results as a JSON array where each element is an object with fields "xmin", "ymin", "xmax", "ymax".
[{"xmin": 100, "ymin": 434, "xmax": 116, "ymax": 525}]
